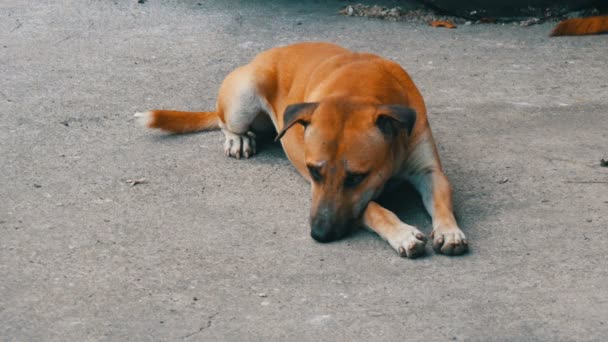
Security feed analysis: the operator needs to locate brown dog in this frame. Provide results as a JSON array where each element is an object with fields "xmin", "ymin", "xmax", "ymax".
[{"xmin": 135, "ymin": 42, "xmax": 467, "ymax": 257}]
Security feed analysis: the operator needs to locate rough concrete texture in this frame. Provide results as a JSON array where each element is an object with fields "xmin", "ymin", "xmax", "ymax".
[{"xmin": 1, "ymin": 1, "xmax": 607, "ymax": 341}]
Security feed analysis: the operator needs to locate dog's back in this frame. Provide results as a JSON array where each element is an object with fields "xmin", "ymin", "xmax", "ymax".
[{"xmin": 551, "ymin": 15, "xmax": 608, "ymax": 36}]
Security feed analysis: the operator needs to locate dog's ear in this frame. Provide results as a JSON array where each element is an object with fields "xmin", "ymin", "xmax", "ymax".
[
  {"xmin": 375, "ymin": 105, "xmax": 416, "ymax": 139},
  {"xmin": 275, "ymin": 102, "xmax": 319, "ymax": 141}
]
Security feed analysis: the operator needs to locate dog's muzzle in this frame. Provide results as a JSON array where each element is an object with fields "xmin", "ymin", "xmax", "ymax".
[
  {"xmin": 310, "ymin": 226, "xmax": 341, "ymax": 243},
  {"xmin": 310, "ymin": 206, "xmax": 350, "ymax": 243}
]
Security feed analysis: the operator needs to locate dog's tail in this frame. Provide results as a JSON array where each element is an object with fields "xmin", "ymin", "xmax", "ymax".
[
  {"xmin": 550, "ymin": 16, "xmax": 608, "ymax": 36},
  {"xmin": 134, "ymin": 110, "xmax": 220, "ymax": 133}
]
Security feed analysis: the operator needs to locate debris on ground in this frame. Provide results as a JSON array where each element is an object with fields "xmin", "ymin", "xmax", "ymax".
[
  {"xmin": 339, "ymin": 4, "xmax": 465, "ymax": 25},
  {"xmin": 339, "ymin": 3, "xmax": 601, "ymax": 27},
  {"xmin": 498, "ymin": 178, "xmax": 509, "ymax": 184},
  {"xmin": 124, "ymin": 178, "xmax": 147, "ymax": 186},
  {"xmin": 520, "ymin": 17, "xmax": 542, "ymax": 27},
  {"xmin": 600, "ymin": 159, "xmax": 608, "ymax": 167},
  {"xmin": 430, "ymin": 20, "xmax": 457, "ymax": 29}
]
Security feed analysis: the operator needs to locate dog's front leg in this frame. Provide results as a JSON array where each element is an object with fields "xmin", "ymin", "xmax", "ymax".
[
  {"xmin": 409, "ymin": 169, "xmax": 468, "ymax": 255},
  {"xmin": 362, "ymin": 201, "xmax": 427, "ymax": 258}
]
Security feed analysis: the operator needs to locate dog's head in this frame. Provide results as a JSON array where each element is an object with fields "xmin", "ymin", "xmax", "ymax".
[{"xmin": 276, "ymin": 98, "xmax": 416, "ymax": 242}]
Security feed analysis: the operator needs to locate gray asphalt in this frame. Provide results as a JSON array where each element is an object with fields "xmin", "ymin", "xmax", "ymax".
[{"xmin": 1, "ymin": 1, "xmax": 607, "ymax": 341}]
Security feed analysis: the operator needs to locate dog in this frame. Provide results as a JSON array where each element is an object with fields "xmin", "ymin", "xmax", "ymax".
[
  {"xmin": 135, "ymin": 42, "xmax": 468, "ymax": 257},
  {"xmin": 551, "ymin": 15, "xmax": 608, "ymax": 36}
]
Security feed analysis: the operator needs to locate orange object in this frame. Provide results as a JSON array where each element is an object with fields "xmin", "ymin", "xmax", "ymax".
[
  {"xmin": 430, "ymin": 20, "xmax": 457, "ymax": 29},
  {"xmin": 551, "ymin": 16, "xmax": 608, "ymax": 36}
]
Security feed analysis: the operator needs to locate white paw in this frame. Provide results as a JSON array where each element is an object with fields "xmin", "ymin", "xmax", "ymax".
[
  {"xmin": 431, "ymin": 227, "xmax": 468, "ymax": 255},
  {"xmin": 223, "ymin": 130, "xmax": 256, "ymax": 159},
  {"xmin": 134, "ymin": 111, "xmax": 153, "ymax": 127},
  {"xmin": 388, "ymin": 225, "xmax": 427, "ymax": 258}
]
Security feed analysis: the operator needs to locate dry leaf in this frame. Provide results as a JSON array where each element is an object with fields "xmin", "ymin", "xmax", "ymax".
[{"xmin": 430, "ymin": 20, "xmax": 456, "ymax": 29}]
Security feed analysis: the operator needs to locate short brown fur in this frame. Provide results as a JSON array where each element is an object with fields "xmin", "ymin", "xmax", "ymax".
[
  {"xmin": 551, "ymin": 15, "xmax": 608, "ymax": 36},
  {"xmin": 138, "ymin": 42, "xmax": 468, "ymax": 257}
]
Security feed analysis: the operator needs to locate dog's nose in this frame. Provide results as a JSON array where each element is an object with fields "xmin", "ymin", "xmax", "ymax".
[
  {"xmin": 310, "ymin": 227, "xmax": 339, "ymax": 243},
  {"xmin": 310, "ymin": 204, "xmax": 347, "ymax": 242}
]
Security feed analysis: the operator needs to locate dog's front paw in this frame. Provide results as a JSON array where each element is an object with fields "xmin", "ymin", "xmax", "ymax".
[
  {"xmin": 388, "ymin": 226, "xmax": 427, "ymax": 258},
  {"xmin": 431, "ymin": 227, "xmax": 468, "ymax": 255},
  {"xmin": 223, "ymin": 130, "xmax": 256, "ymax": 159}
]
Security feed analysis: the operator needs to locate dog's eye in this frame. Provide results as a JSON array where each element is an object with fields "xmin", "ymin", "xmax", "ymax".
[
  {"xmin": 308, "ymin": 165, "xmax": 323, "ymax": 182},
  {"xmin": 344, "ymin": 172, "xmax": 368, "ymax": 188}
]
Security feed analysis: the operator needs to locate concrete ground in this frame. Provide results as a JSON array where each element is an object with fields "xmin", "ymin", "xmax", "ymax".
[{"xmin": 1, "ymin": 0, "xmax": 607, "ymax": 341}]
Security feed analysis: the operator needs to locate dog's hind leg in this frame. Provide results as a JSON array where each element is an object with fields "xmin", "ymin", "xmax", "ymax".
[
  {"xmin": 362, "ymin": 202, "xmax": 427, "ymax": 258},
  {"xmin": 217, "ymin": 66, "xmax": 275, "ymax": 159}
]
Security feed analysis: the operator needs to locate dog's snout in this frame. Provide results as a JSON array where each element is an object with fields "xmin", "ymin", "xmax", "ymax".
[
  {"xmin": 310, "ymin": 205, "xmax": 347, "ymax": 243},
  {"xmin": 311, "ymin": 213, "xmax": 334, "ymax": 243},
  {"xmin": 310, "ymin": 228, "xmax": 337, "ymax": 243}
]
